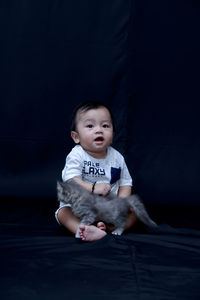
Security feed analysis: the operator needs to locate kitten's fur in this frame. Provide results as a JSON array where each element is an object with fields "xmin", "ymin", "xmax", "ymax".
[{"xmin": 57, "ymin": 179, "xmax": 157, "ymax": 237}]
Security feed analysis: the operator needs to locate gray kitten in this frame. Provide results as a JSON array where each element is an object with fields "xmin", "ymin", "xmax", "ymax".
[{"xmin": 57, "ymin": 179, "xmax": 157, "ymax": 238}]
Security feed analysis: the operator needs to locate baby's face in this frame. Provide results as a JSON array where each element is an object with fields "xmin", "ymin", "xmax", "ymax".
[{"xmin": 71, "ymin": 107, "xmax": 114, "ymax": 158}]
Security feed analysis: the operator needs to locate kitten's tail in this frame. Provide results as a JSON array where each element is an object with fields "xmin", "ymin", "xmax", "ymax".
[{"xmin": 128, "ymin": 195, "xmax": 157, "ymax": 228}]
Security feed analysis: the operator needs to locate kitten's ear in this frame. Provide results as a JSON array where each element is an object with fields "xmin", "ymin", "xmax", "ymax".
[
  {"xmin": 57, "ymin": 181, "xmax": 62, "ymax": 190},
  {"xmin": 71, "ymin": 131, "xmax": 80, "ymax": 144},
  {"xmin": 57, "ymin": 181, "xmax": 65, "ymax": 191}
]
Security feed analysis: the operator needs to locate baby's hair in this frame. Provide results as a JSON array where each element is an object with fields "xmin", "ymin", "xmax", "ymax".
[{"xmin": 70, "ymin": 101, "xmax": 116, "ymax": 132}]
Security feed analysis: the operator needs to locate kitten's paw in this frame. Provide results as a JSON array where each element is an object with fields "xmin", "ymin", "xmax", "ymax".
[
  {"xmin": 112, "ymin": 228, "xmax": 124, "ymax": 235},
  {"xmin": 75, "ymin": 228, "xmax": 81, "ymax": 239}
]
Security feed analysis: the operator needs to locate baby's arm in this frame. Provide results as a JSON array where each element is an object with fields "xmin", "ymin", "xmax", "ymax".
[
  {"xmin": 73, "ymin": 176, "xmax": 93, "ymax": 193},
  {"xmin": 73, "ymin": 177, "xmax": 111, "ymax": 196},
  {"xmin": 118, "ymin": 185, "xmax": 139, "ymax": 230},
  {"xmin": 92, "ymin": 182, "xmax": 111, "ymax": 196},
  {"xmin": 118, "ymin": 185, "xmax": 132, "ymax": 198}
]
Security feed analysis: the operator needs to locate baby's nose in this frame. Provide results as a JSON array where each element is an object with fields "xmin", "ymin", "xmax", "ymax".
[{"xmin": 95, "ymin": 125, "xmax": 103, "ymax": 132}]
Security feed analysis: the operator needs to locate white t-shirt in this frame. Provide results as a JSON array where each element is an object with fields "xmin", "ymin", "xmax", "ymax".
[{"xmin": 62, "ymin": 145, "xmax": 132, "ymax": 195}]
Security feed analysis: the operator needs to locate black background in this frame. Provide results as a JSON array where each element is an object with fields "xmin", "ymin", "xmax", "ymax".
[
  {"xmin": 1, "ymin": 0, "xmax": 200, "ymax": 228},
  {"xmin": 1, "ymin": 1, "xmax": 200, "ymax": 299}
]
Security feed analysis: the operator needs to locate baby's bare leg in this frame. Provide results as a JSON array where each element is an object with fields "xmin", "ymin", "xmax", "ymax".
[
  {"xmin": 125, "ymin": 208, "xmax": 139, "ymax": 230},
  {"xmin": 57, "ymin": 207, "xmax": 80, "ymax": 234},
  {"xmin": 106, "ymin": 209, "xmax": 139, "ymax": 234},
  {"xmin": 57, "ymin": 208, "xmax": 107, "ymax": 241}
]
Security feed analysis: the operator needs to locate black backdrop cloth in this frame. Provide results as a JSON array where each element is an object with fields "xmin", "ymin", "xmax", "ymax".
[{"xmin": 1, "ymin": 1, "xmax": 200, "ymax": 299}]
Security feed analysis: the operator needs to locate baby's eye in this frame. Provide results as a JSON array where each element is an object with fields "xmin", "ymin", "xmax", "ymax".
[
  {"xmin": 102, "ymin": 124, "xmax": 110, "ymax": 128},
  {"xmin": 86, "ymin": 124, "xmax": 93, "ymax": 128}
]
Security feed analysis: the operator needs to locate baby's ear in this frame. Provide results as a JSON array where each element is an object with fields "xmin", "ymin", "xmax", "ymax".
[{"xmin": 71, "ymin": 131, "xmax": 80, "ymax": 144}]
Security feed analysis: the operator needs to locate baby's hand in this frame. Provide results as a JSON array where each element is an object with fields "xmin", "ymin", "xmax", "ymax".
[{"xmin": 93, "ymin": 182, "xmax": 111, "ymax": 196}]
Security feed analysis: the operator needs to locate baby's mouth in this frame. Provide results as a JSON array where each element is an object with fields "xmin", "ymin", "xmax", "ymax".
[{"xmin": 94, "ymin": 136, "xmax": 104, "ymax": 143}]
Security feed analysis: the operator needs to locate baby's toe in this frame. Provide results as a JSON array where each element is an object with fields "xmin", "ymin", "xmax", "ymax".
[{"xmin": 97, "ymin": 222, "xmax": 106, "ymax": 231}]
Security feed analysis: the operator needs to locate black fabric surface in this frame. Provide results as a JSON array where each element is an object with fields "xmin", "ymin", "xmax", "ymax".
[
  {"xmin": 1, "ymin": 223, "xmax": 200, "ymax": 300},
  {"xmin": 1, "ymin": 1, "xmax": 200, "ymax": 299}
]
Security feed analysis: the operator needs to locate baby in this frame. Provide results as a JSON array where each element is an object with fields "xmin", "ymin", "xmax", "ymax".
[{"xmin": 55, "ymin": 101, "xmax": 138, "ymax": 241}]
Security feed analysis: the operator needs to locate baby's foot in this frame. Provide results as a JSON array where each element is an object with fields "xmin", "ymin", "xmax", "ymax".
[
  {"xmin": 79, "ymin": 225, "xmax": 107, "ymax": 241},
  {"xmin": 97, "ymin": 222, "xmax": 106, "ymax": 231}
]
